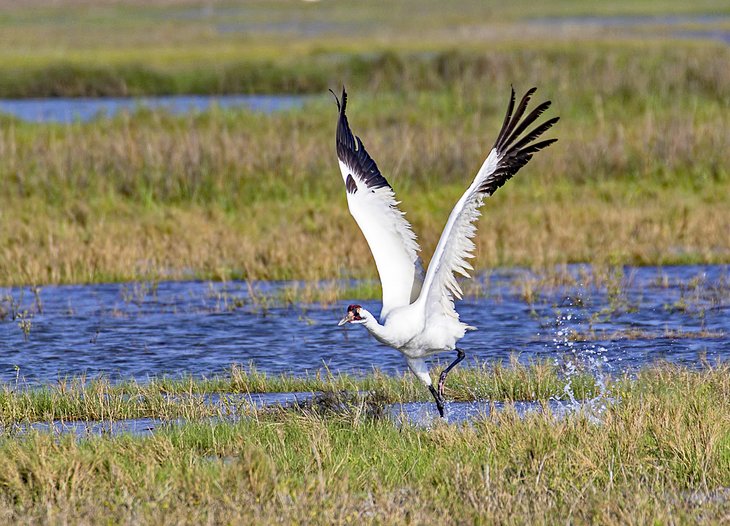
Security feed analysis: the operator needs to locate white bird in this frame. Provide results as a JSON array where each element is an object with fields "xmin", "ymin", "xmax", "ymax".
[{"xmin": 333, "ymin": 86, "xmax": 558, "ymax": 417}]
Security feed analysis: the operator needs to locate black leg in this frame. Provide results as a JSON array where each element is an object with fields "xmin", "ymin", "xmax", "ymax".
[
  {"xmin": 428, "ymin": 385, "xmax": 445, "ymax": 418},
  {"xmin": 438, "ymin": 348, "xmax": 466, "ymax": 398}
]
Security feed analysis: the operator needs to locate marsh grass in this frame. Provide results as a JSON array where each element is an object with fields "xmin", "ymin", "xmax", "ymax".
[
  {"xmin": 0, "ymin": 365, "xmax": 728, "ymax": 524},
  {"xmin": 1, "ymin": 2, "xmax": 728, "ymax": 522},
  {"xmin": 0, "ymin": 360, "xmax": 598, "ymax": 426},
  {"xmin": 0, "ymin": 2, "xmax": 729, "ymax": 287},
  {"xmin": 0, "ymin": 0, "xmax": 728, "ymax": 97},
  {"xmin": 1, "ymin": 50, "xmax": 728, "ymax": 286}
]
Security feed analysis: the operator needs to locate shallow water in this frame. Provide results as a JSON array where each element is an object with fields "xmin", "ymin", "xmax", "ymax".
[
  {"xmin": 1, "ymin": 392, "xmax": 313, "ymax": 437},
  {"xmin": 387, "ymin": 398, "xmax": 589, "ymax": 427},
  {"xmin": 0, "ymin": 94, "xmax": 306, "ymax": 123},
  {"xmin": 2, "ymin": 395, "xmax": 587, "ymax": 437},
  {"xmin": 530, "ymin": 14, "xmax": 730, "ymax": 27},
  {"xmin": 1, "ymin": 265, "xmax": 727, "ymax": 386}
]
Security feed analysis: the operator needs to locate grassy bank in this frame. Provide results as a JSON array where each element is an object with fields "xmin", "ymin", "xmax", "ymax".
[
  {"xmin": 0, "ymin": 0, "xmax": 728, "ymax": 97},
  {"xmin": 0, "ymin": 365, "xmax": 728, "ymax": 523},
  {"xmin": 0, "ymin": 360, "xmax": 599, "ymax": 426},
  {"xmin": 1, "ymin": 44, "xmax": 728, "ymax": 286}
]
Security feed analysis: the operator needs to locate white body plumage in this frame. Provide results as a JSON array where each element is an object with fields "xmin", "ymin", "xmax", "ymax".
[{"xmin": 333, "ymin": 86, "xmax": 558, "ymax": 415}]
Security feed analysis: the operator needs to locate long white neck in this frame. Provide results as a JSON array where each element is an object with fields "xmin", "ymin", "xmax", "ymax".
[{"xmin": 358, "ymin": 308, "xmax": 390, "ymax": 341}]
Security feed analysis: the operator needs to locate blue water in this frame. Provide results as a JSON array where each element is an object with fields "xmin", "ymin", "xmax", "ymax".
[
  {"xmin": 0, "ymin": 392, "xmax": 313, "ymax": 436},
  {"xmin": 529, "ymin": 14, "xmax": 730, "ymax": 45},
  {"xmin": 0, "ymin": 94, "xmax": 307, "ymax": 124},
  {"xmin": 2, "ymin": 397, "xmax": 586, "ymax": 436},
  {"xmin": 1, "ymin": 265, "xmax": 727, "ymax": 385},
  {"xmin": 1, "ymin": 396, "xmax": 587, "ymax": 436}
]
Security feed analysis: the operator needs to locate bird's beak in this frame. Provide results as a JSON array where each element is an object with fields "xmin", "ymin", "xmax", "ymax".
[{"xmin": 338, "ymin": 311, "xmax": 355, "ymax": 326}]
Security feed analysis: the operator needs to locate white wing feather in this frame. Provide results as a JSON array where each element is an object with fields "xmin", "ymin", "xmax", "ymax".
[
  {"xmin": 416, "ymin": 155, "xmax": 493, "ymax": 329},
  {"xmin": 333, "ymin": 89, "xmax": 424, "ymax": 320},
  {"xmin": 338, "ymin": 161, "xmax": 424, "ymax": 318},
  {"xmin": 416, "ymin": 87, "xmax": 559, "ymax": 328}
]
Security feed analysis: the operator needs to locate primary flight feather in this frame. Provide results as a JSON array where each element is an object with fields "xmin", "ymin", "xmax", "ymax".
[{"xmin": 333, "ymin": 86, "xmax": 558, "ymax": 417}]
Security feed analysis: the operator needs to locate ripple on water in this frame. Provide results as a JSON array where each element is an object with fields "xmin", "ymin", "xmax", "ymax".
[{"xmin": 0, "ymin": 265, "xmax": 728, "ymax": 385}]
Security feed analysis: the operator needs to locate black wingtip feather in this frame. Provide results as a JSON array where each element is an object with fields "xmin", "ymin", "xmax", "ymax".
[
  {"xmin": 511, "ymin": 116, "xmax": 560, "ymax": 152},
  {"xmin": 495, "ymin": 86, "xmax": 537, "ymax": 152},
  {"xmin": 518, "ymin": 138, "xmax": 558, "ymax": 157},
  {"xmin": 502, "ymin": 99, "xmax": 552, "ymax": 149},
  {"xmin": 334, "ymin": 87, "xmax": 391, "ymax": 193},
  {"xmin": 480, "ymin": 87, "xmax": 559, "ymax": 196},
  {"xmin": 497, "ymin": 86, "xmax": 517, "ymax": 149},
  {"xmin": 329, "ymin": 88, "xmax": 341, "ymax": 111}
]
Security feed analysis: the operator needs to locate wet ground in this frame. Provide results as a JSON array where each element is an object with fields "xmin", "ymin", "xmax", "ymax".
[
  {"xmin": 0, "ymin": 392, "xmax": 590, "ymax": 437},
  {"xmin": 527, "ymin": 14, "xmax": 730, "ymax": 45}
]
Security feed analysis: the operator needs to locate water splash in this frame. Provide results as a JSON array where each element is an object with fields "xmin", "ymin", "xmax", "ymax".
[{"xmin": 548, "ymin": 291, "xmax": 615, "ymax": 421}]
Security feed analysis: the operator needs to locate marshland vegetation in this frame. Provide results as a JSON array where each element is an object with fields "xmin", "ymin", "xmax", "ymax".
[
  {"xmin": 0, "ymin": 364, "xmax": 729, "ymax": 523},
  {"xmin": 0, "ymin": 360, "xmax": 599, "ymax": 426},
  {"xmin": 0, "ymin": 1, "xmax": 728, "ymax": 286},
  {"xmin": 1, "ymin": 1, "xmax": 729, "ymax": 522}
]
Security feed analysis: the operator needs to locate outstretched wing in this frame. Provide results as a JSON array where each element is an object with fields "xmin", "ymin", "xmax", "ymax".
[
  {"xmin": 416, "ymin": 87, "xmax": 559, "ymax": 325},
  {"xmin": 333, "ymin": 87, "xmax": 424, "ymax": 320}
]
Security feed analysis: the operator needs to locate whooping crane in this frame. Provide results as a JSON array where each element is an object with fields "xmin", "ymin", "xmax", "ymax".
[{"xmin": 333, "ymin": 86, "xmax": 558, "ymax": 417}]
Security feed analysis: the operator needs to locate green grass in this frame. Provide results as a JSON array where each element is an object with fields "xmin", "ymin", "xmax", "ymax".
[
  {"xmin": 0, "ymin": 2, "xmax": 728, "ymax": 522},
  {"xmin": 0, "ymin": 360, "xmax": 599, "ymax": 426},
  {"xmin": 0, "ymin": 364, "xmax": 728, "ymax": 524},
  {"xmin": 0, "ymin": 1, "xmax": 727, "ymax": 97}
]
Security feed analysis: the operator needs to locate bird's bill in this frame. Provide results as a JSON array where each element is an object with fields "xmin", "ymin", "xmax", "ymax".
[{"xmin": 337, "ymin": 314, "xmax": 351, "ymax": 326}]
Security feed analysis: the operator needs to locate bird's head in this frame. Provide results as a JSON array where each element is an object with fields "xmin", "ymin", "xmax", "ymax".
[{"xmin": 338, "ymin": 304, "xmax": 366, "ymax": 326}]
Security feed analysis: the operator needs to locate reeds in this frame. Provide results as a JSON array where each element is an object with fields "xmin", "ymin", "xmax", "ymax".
[
  {"xmin": 0, "ymin": 0, "xmax": 728, "ymax": 97},
  {"xmin": 1, "ymin": 2, "xmax": 728, "ymax": 287},
  {"xmin": 1, "ymin": 44, "xmax": 728, "ymax": 286}
]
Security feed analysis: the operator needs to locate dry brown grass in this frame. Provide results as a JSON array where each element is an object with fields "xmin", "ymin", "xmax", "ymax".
[
  {"xmin": 2, "ymin": 181, "xmax": 728, "ymax": 286},
  {"xmin": 0, "ymin": 87, "xmax": 727, "ymax": 285}
]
